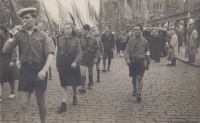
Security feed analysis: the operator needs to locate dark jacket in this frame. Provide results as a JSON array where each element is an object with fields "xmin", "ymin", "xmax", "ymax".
[
  {"xmin": 57, "ymin": 35, "xmax": 82, "ymax": 67},
  {"xmin": 101, "ymin": 32, "xmax": 115, "ymax": 51},
  {"xmin": 80, "ymin": 36, "xmax": 100, "ymax": 60}
]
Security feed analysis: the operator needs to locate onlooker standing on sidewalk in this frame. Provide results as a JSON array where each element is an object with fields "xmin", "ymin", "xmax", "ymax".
[
  {"xmin": 188, "ymin": 25, "xmax": 198, "ymax": 63},
  {"xmin": 56, "ymin": 22, "xmax": 82, "ymax": 113},
  {"xmin": 169, "ymin": 28, "xmax": 178, "ymax": 66},
  {"xmin": 119, "ymin": 31, "xmax": 126, "ymax": 57},
  {"xmin": 79, "ymin": 24, "xmax": 100, "ymax": 92},
  {"xmin": 101, "ymin": 25, "xmax": 115, "ymax": 72},
  {"xmin": 124, "ymin": 25, "xmax": 151, "ymax": 102},
  {"xmin": 176, "ymin": 26, "xmax": 183, "ymax": 53},
  {"xmin": 0, "ymin": 24, "xmax": 19, "ymax": 101},
  {"xmin": 3, "ymin": 8, "xmax": 54, "ymax": 123},
  {"xmin": 166, "ymin": 42, "xmax": 174, "ymax": 66},
  {"xmin": 115, "ymin": 30, "xmax": 120, "ymax": 53},
  {"xmin": 153, "ymin": 30, "xmax": 162, "ymax": 62}
]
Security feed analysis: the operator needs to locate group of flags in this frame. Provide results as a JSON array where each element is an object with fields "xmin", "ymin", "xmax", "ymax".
[
  {"xmin": 1, "ymin": 0, "xmax": 99, "ymax": 31},
  {"xmin": 105, "ymin": 0, "xmax": 149, "ymax": 29}
]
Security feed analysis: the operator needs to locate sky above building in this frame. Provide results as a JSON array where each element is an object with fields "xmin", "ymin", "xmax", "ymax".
[{"xmin": 43, "ymin": 0, "xmax": 99, "ymax": 23}]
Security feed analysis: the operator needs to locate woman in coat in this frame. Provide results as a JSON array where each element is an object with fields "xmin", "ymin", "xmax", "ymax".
[
  {"xmin": 169, "ymin": 28, "xmax": 178, "ymax": 66},
  {"xmin": 0, "ymin": 24, "xmax": 19, "ymax": 102},
  {"xmin": 188, "ymin": 26, "xmax": 198, "ymax": 63},
  {"xmin": 56, "ymin": 22, "xmax": 82, "ymax": 113}
]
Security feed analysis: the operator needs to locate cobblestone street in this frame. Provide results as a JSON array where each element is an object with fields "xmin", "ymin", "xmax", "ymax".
[{"xmin": 1, "ymin": 52, "xmax": 200, "ymax": 123}]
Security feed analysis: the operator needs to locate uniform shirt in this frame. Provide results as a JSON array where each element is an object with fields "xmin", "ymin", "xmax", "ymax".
[
  {"xmin": 57, "ymin": 35, "xmax": 82, "ymax": 64},
  {"xmin": 3, "ymin": 27, "xmax": 54, "ymax": 64},
  {"xmin": 125, "ymin": 36, "xmax": 149, "ymax": 61},
  {"xmin": 101, "ymin": 32, "xmax": 115, "ymax": 51},
  {"xmin": 80, "ymin": 36, "xmax": 100, "ymax": 59}
]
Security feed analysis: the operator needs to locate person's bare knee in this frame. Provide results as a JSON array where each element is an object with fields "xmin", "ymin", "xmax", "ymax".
[
  {"xmin": 35, "ymin": 92, "xmax": 45, "ymax": 107},
  {"xmin": 19, "ymin": 101, "xmax": 29, "ymax": 111},
  {"xmin": 136, "ymin": 75, "xmax": 143, "ymax": 82},
  {"xmin": 19, "ymin": 92, "xmax": 31, "ymax": 112}
]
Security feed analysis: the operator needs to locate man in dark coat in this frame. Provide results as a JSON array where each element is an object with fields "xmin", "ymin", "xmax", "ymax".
[
  {"xmin": 153, "ymin": 30, "xmax": 162, "ymax": 62},
  {"xmin": 101, "ymin": 25, "xmax": 115, "ymax": 72}
]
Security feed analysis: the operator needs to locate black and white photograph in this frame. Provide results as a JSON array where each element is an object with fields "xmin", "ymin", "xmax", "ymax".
[{"xmin": 0, "ymin": 0, "xmax": 200, "ymax": 123}]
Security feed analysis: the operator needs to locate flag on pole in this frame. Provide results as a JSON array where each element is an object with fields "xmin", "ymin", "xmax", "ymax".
[
  {"xmin": 38, "ymin": 0, "xmax": 53, "ymax": 31},
  {"xmin": 0, "ymin": 4, "xmax": 9, "ymax": 24},
  {"xmin": 105, "ymin": 0, "xmax": 118, "ymax": 23},
  {"xmin": 124, "ymin": 0, "xmax": 133, "ymax": 20},
  {"xmin": 56, "ymin": 0, "xmax": 72, "ymax": 25},
  {"xmin": 71, "ymin": 1, "xmax": 81, "ymax": 29},
  {"xmin": 118, "ymin": 0, "xmax": 125, "ymax": 29},
  {"xmin": 88, "ymin": 0, "xmax": 94, "ymax": 24},
  {"xmin": 69, "ymin": 12, "xmax": 76, "ymax": 27},
  {"xmin": 72, "ymin": 0, "xmax": 85, "ymax": 26},
  {"xmin": 11, "ymin": 0, "xmax": 24, "ymax": 15},
  {"xmin": 85, "ymin": 0, "xmax": 90, "ymax": 24},
  {"xmin": 140, "ymin": 0, "xmax": 149, "ymax": 26},
  {"xmin": 92, "ymin": 5, "xmax": 99, "ymax": 25}
]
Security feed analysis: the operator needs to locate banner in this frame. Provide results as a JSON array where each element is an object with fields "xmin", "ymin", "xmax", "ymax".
[
  {"xmin": 124, "ymin": 0, "xmax": 133, "ymax": 20},
  {"xmin": 56, "ymin": 0, "xmax": 72, "ymax": 25}
]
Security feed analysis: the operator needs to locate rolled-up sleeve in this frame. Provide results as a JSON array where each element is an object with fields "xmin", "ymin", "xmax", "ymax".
[
  {"xmin": 2, "ymin": 34, "xmax": 18, "ymax": 53},
  {"xmin": 44, "ymin": 35, "xmax": 55, "ymax": 57},
  {"xmin": 74, "ymin": 39, "xmax": 82, "ymax": 64}
]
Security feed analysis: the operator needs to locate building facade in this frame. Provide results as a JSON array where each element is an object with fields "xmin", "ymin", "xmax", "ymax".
[{"xmin": 99, "ymin": 0, "xmax": 185, "ymax": 29}]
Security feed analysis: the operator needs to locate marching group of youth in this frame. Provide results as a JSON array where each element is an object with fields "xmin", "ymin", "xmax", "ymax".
[{"xmin": 0, "ymin": 7, "xmax": 120, "ymax": 123}]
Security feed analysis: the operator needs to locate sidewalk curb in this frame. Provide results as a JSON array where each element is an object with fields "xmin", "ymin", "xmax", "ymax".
[{"xmin": 177, "ymin": 58, "xmax": 200, "ymax": 68}]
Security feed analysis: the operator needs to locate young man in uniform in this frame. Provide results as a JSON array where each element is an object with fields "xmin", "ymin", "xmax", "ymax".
[
  {"xmin": 101, "ymin": 25, "xmax": 115, "ymax": 72},
  {"xmin": 124, "ymin": 25, "xmax": 151, "ymax": 102},
  {"xmin": 79, "ymin": 24, "xmax": 100, "ymax": 92},
  {"xmin": 3, "ymin": 8, "xmax": 54, "ymax": 123}
]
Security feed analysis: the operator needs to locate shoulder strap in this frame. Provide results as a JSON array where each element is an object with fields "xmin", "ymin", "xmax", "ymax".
[{"xmin": 131, "ymin": 38, "xmax": 140, "ymax": 51}]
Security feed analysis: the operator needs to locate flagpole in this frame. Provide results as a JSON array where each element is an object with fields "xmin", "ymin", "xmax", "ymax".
[
  {"xmin": 72, "ymin": 0, "xmax": 84, "ymax": 26},
  {"xmin": 41, "ymin": 0, "xmax": 53, "ymax": 31}
]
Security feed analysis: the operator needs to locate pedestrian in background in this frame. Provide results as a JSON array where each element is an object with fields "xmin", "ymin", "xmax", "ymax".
[
  {"xmin": 56, "ymin": 22, "xmax": 82, "ymax": 113},
  {"xmin": 166, "ymin": 42, "xmax": 173, "ymax": 66},
  {"xmin": 188, "ymin": 25, "xmax": 198, "ymax": 63},
  {"xmin": 79, "ymin": 24, "xmax": 100, "ymax": 92},
  {"xmin": 119, "ymin": 31, "xmax": 126, "ymax": 57},
  {"xmin": 169, "ymin": 28, "xmax": 178, "ymax": 66},
  {"xmin": 153, "ymin": 30, "xmax": 162, "ymax": 62},
  {"xmin": 124, "ymin": 25, "xmax": 151, "ymax": 102},
  {"xmin": 0, "ymin": 24, "xmax": 19, "ymax": 101},
  {"xmin": 101, "ymin": 25, "xmax": 115, "ymax": 72},
  {"xmin": 115, "ymin": 30, "xmax": 120, "ymax": 53}
]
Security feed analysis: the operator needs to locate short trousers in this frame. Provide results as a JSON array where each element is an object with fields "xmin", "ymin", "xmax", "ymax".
[
  {"xmin": 129, "ymin": 60, "xmax": 146, "ymax": 77},
  {"xmin": 18, "ymin": 64, "xmax": 48, "ymax": 93},
  {"xmin": 103, "ymin": 50, "xmax": 113, "ymax": 60},
  {"xmin": 80, "ymin": 58, "xmax": 94, "ymax": 66}
]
